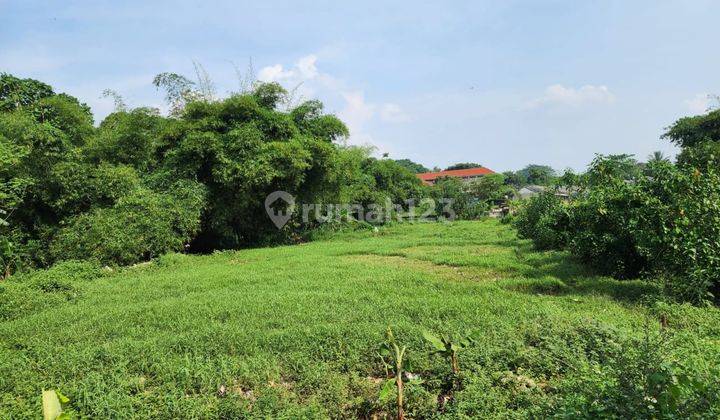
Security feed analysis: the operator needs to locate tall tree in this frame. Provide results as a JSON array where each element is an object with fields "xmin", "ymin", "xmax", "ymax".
[
  {"xmin": 467, "ymin": 173, "xmax": 514, "ymax": 203},
  {"xmin": 516, "ymin": 164, "xmax": 556, "ymax": 186},
  {"xmin": 662, "ymin": 109, "xmax": 720, "ymax": 166},
  {"xmin": 647, "ymin": 151, "xmax": 669, "ymax": 164}
]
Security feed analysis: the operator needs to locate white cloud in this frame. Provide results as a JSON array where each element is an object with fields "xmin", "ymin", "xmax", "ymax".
[
  {"xmin": 256, "ymin": 54, "xmax": 324, "ymax": 103},
  {"xmin": 526, "ymin": 84, "xmax": 615, "ymax": 108},
  {"xmin": 257, "ymin": 54, "xmax": 319, "ymax": 83},
  {"xmin": 257, "ymin": 54, "xmax": 410, "ymax": 149},
  {"xmin": 257, "ymin": 64, "xmax": 295, "ymax": 83},
  {"xmin": 683, "ymin": 93, "xmax": 711, "ymax": 114},
  {"xmin": 296, "ymin": 55, "xmax": 319, "ymax": 79},
  {"xmin": 337, "ymin": 91, "xmax": 376, "ymax": 144}
]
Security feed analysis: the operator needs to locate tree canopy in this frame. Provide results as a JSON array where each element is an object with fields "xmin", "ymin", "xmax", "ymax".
[
  {"xmin": 393, "ymin": 158, "xmax": 430, "ymax": 174},
  {"xmin": 445, "ymin": 162, "xmax": 483, "ymax": 171},
  {"xmin": 0, "ymin": 73, "xmax": 433, "ymax": 272}
]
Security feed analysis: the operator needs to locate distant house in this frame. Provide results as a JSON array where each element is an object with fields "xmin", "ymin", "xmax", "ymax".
[
  {"xmin": 417, "ymin": 167, "xmax": 495, "ymax": 185},
  {"xmin": 517, "ymin": 185, "xmax": 574, "ymax": 201},
  {"xmin": 517, "ymin": 185, "xmax": 546, "ymax": 199}
]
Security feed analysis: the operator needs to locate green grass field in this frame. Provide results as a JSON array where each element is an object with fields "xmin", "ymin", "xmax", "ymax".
[{"xmin": 1, "ymin": 220, "xmax": 719, "ymax": 418}]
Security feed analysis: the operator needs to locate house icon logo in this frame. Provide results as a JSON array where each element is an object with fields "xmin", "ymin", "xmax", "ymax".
[{"xmin": 264, "ymin": 191, "xmax": 295, "ymax": 229}]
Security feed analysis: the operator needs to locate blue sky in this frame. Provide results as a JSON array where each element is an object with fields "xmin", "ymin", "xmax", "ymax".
[{"xmin": 1, "ymin": 0, "xmax": 718, "ymax": 172}]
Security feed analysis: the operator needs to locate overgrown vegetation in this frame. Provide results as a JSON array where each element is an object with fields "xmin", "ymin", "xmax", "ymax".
[
  {"xmin": 514, "ymin": 108, "xmax": 720, "ymax": 304},
  {"xmin": 0, "ymin": 73, "xmax": 436, "ymax": 272},
  {"xmin": 1, "ymin": 73, "xmax": 525, "ymax": 276},
  {"xmin": 3, "ymin": 69, "xmax": 720, "ymax": 417}
]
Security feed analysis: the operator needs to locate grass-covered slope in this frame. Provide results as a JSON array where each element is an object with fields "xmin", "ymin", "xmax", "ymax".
[{"xmin": 1, "ymin": 221, "xmax": 719, "ymax": 418}]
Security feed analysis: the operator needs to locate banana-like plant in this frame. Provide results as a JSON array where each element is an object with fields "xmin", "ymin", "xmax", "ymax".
[
  {"xmin": 423, "ymin": 331, "xmax": 476, "ymax": 411},
  {"xmin": 378, "ymin": 327, "xmax": 411, "ymax": 420},
  {"xmin": 423, "ymin": 331, "xmax": 475, "ymax": 375}
]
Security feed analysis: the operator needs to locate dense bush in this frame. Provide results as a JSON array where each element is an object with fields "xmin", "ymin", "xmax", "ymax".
[
  {"xmin": 47, "ymin": 161, "xmax": 141, "ymax": 218},
  {"xmin": 51, "ymin": 182, "xmax": 206, "ymax": 266},
  {"xmin": 568, "ymin": 157, "xmax": 720, "ymax": 302},
  {"xmin": 513, "ymin": 191, "xmax": 569, "ymax": 250},
  {"xmin": 0, "ymin": 75, "xmax": 100, "ymax": 272},
  {"xmin": 633, "ymin": 161, "xmax": 720, "ymax": 302},
  {"xmin": 85, "ymin": 107, "xmax": 166, "ymax": 170},
  {"xmin": 568, "ymin": 172, "xmax": 646, "ymax": 279},
  {"xmin": 514, "ymin": 146, "xmax": 720, "ymax": 303},
  {"xmin": 362, "ymin": 158, "xmax": 426, "ymax": 207}
]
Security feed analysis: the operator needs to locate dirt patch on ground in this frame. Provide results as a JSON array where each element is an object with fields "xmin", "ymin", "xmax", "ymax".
[
  {"xmin": 343, "ymin": 253, "xmax": 504, "ymax": 282},
  {"xmin": 400, "ymin": 244, "xmax": 508, "ymax": 257}
]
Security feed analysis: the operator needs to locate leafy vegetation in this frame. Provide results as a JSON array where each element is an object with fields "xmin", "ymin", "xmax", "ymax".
[
  {"xmin": 662, "ymin": 108, "xmax": 720, "ymax": 166},
  {"xmin": 444, "ymin": 162, "xmax": 483, "ymax": 171},
  {"xmin": 393, "ymin": 159, "xmax": 430, "ymax": 174},
  {"xmin": 423, "ymin": 330, "xmax": 476, "ymax": 411},
  {"xmin": 2, "ymin": 72, "xmax": 523, "ymax": 278},
  {"xmin": 1, "ymin": 221, "xmax": 718, "ymax": 417},
  {"xmin": 0, "ymin": 73, "xmax": 438, "ymax": 273},
  {"xmin": 504, "ymin": 164, "xmax": 557, "ymax": 187},
  {"xmin": 378, "ymin": 327, "xmax": 412, "ymax": 420},
  {"xmin": 466, "ymin": 173, "xmax": 514, "ymax": 204},
  {"xmin": 513, "ymin": 191, "xmax": 569, "ymax": 251},
  {"xmin": 2, "ymin": 71, "xmax": 527, "ymax": 276},
  {"xmin": 514, "ymin": 107, "xmax": 720, "ymax": 304},
  {"xmin": 3, "ymin": 70, "xmax": 720, "ymax": 417}
]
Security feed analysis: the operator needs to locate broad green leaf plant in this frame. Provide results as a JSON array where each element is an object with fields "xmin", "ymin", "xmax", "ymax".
[
  {"xmin": 423, "ymin": 330, "xmax": 475, "ymax": 375},
  {"xmin": 42, "ymin": 389, "xmax": 71, "ymax": 420},
  {"xmin": 378, "ymin": 327, "xmax": 421, "ymax": 420}
]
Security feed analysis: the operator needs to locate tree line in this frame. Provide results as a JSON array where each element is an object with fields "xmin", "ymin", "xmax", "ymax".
[{"xmin": 0, "ymin": 73, "xmax": 518, "ymax": 275}]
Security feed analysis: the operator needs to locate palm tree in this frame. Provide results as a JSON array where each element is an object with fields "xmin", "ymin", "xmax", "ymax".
[{"xmin": 647, "ymin": 151, "xmax": 669, "ymax": 164}]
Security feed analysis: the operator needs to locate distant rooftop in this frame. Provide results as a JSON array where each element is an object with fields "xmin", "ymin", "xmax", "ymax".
[{"xmin": 417, "ymin": 167, "xmax": 495, "ymax": 184}]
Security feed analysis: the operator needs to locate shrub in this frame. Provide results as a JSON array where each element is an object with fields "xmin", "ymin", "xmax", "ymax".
[
  {"xmin": 86, "ymin": 107, "xmax": 165, "ymax": 170},
  {"xmin": 51, "ymin": 182, "xmax": 206, "ymax": 266},
  {"xmin": 514, "ymin": 153, "xmax": 720, "ymax": 303},
  {"xmin": 24, "ymin": 259, "xmax": 104, "ymax": 285},
  {"xmin": 364, "ymin": 159, "xmax": 426, "ymax": 208},
  {"xmin": 552, "ymin": 329, "xmax": 720, "ymax": 418},
  {"xmin": 513, "ymin": 192, "xmax": 569, "ymax": 250},
  {"xmin": 634, "ymin": 161, "xmax": 720, "ymax": 303},
  {"xmin": 48, "ymin": 161, "xmax": 141, "ymax": 217},
  {"xmin": 567, "ymin": 178, "xmax": 647, "ymax": 279}
]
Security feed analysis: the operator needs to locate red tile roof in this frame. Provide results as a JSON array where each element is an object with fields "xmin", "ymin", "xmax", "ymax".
[{"xmin": 417, "ymin": 167, "xmax": 495, "ymax": 183}]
